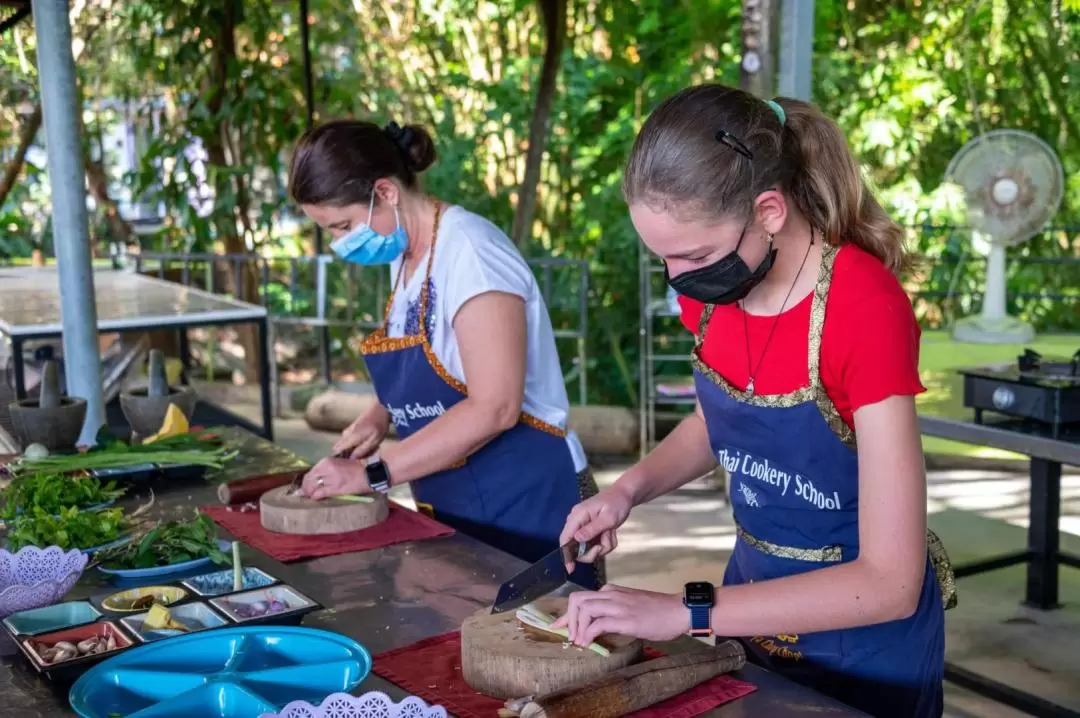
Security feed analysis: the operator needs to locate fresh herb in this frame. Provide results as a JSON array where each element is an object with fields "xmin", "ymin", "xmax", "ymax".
[
  {"xmin": 97, "ymin": 513, "xmax": 228, "ymax": 570},
  {"xmin": 1, "ymin": 473, "xmax": 126, "ymax": 521},
  {"xmin": 9, "ymin": 446, "xmax": 236, "ymax": 477},
  {"xmin": 7, "ymin": 507, "xmax": 127, "ymax": 552}
]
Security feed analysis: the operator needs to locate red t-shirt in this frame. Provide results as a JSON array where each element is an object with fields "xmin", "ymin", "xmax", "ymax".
[{"xmin": 678, "ymin": 244, "xmax": 925, "ymax": 430}]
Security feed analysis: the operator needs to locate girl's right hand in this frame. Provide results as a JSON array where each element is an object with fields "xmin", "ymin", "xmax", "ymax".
[
  {"xmin": 332, "ymin": 412, "xmax": 390, "ymax": 460},
  {"xmin": 559, "ymin": 484, "xmax": 634, "ymax": 571}
]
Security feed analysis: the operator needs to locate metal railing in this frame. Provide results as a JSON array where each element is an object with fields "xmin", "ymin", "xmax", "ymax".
[{"xmin": 122, "ymin": 251, "xmax": 591, "ymax": 405}]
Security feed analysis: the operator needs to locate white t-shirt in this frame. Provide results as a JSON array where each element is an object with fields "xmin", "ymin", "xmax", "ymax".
[{"xmin": 385, "ymin": 205, "xmax": 587, "ymax": 471}]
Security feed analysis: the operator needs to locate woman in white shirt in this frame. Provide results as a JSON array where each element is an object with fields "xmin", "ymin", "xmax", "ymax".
[{"xmin": 289, "ymin": 119, "xmax": 602, "ymax": 588}]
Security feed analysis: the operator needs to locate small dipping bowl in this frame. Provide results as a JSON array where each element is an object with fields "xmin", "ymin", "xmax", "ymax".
[
  {"xmin": 23, "ymin": 621, "xmax": 131, "ymax": 668},
  {"xmin": 210, "ymin": 585, "xmax": 316, "ymax": 623},
  {"xmin": 120, "ymin": 601, "xmax": 227, "ymax": 643},
  {"xmin": 182, "ymin": 567, "xmax": 276, "ymax": 597},
  {"xmin": 102, "ymin": 586, "xmax": 187, "ymax": 612},
  {"xmin": 3, "ymin": 601, "xmax": 102, "ymax": 636}
]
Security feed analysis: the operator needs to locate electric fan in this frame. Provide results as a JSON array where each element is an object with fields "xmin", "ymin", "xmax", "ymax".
[{"xmin": 944, "ymin": 129, "xmax": 1064, "ymax": 343}]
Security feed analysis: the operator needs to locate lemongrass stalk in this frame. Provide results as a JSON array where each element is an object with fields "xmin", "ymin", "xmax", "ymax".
[
  {"xmin": 232, "ymin": 541, "xmax": 242, "ymax": 591},
  {"xmin": 515, "ymin": 604, "xmax": 610, "ymax": 657},
  {"xmin": 335, "ymin": 495, "xmax": 374, "ymax": 504}
]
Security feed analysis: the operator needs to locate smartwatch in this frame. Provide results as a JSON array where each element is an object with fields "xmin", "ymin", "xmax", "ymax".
[
  {"xmin": 364, "ymin": 456, "xmax": 392, "ymax": 494},
  {"xmin": 683, "ymin": 581, "xmax": 715, "ymax": 637}
]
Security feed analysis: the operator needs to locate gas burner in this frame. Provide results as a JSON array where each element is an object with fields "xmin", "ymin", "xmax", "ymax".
[{"xmin": 959, "ymin": 347, "xmax": 1080, "ymax": 438}]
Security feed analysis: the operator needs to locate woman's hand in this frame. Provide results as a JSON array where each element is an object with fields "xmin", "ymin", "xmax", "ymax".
[
  {"xmin": 299, "ymin": 457, "xmax": 370, "ymax": 500},
  {"xmin": 559, "ymin": 484, "xmax": 634, "ymax": 571},
  {"xmin": 551, "ymin": 585, "xmax": 688, "ymax": 647},
  {"xmin": 332, "ymin": 410, "xmax": 390, "ymax": 460}
]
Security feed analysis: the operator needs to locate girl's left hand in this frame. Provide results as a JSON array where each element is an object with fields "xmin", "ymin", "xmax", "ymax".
[
  {"xmin": 300, "ymin": 458, "xmax": 371, "ymax": 500},
  {"xmin": 551, "ymin": 584, "xmax": 689, "ymax": 647}
]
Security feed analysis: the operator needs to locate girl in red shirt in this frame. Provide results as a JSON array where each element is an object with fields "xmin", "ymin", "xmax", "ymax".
[{"xmin": 555, "ymin": 85, "xmax": 954, "ymax": 718}]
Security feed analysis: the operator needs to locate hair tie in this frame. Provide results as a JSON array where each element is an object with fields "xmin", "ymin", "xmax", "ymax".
[
  {"xmin": 765, "ymin": 99, "xmax": 786, "ymax": 126},
  {"xmin": 383, "ymin": 121, "xmax": 414, "ymax": 154}
]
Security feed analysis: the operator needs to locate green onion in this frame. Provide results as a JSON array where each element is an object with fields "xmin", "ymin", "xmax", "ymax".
[{"xmin": 9, "ymin": 449, "xmax": 237, "ymax": 477}]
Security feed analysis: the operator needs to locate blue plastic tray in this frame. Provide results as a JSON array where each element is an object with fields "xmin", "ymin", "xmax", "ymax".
[
  {"xmin": 68, "ymin": 626, "xmax": 372, "ymax": 718},
  {"xmin": 97, "ymin": 540, "xmax": 231, "ymax": 580}
]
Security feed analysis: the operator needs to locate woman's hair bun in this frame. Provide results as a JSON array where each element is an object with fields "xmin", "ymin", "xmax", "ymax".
[{"xmin": 402, "ymin": 124, "xmax": 437, "ymax": 172}]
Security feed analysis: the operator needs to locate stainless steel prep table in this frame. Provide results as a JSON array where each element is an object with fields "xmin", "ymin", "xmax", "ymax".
[{"xmin": 0, "ymin": 429, "xmax": 867, "ymax": 717}]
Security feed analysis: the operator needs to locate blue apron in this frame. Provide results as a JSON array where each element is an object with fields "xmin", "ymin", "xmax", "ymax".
[
  {"xmin": 691, "ymin": 244, "xmax": 952, "ymax": 718},
  {"xmin": 359, "ymin": 202, "xmax": 602, "ymax": 590}
]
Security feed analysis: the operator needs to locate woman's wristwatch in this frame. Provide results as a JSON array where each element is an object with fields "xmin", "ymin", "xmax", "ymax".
[
  {"xmin": 364, "ymin": 456, "xmax": 392, "ymax": 493},
  {"xmin": 684, "ymin": 581, "xmax": 715, "ymax": 637}
]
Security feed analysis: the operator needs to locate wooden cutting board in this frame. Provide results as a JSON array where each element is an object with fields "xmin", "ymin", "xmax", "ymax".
[
  {"xmin": 259, "ymin": 485, "xmax": 389, "ymax": 535},
  {"xmin": 461, "ymin": 596, "xmax": 644, "ymax": 700}
]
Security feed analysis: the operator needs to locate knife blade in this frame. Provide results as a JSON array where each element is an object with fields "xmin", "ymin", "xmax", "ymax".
[{"xmin": 490, "ymin": 540, "xmax": 590, "ymax": 614}]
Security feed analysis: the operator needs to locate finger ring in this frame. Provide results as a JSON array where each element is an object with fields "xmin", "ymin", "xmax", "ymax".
[{"xmin": 316, "ymin": 478, "xmax": 325, "ymax": 488}]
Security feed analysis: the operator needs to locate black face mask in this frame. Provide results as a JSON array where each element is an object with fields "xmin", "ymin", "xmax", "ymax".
[{"xmin": 664, "ymin": 224, "xmax": 777, "ymax": 305}]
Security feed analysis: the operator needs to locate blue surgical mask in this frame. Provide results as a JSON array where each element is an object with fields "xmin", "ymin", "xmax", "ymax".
[{"xmin": 329, "ymin": 194, "xmax": 408, "ymax": 265}]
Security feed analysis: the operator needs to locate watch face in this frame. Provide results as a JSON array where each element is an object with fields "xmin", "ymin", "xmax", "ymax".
[
  {"xmin": 366, "ymin": 460, "xmax": 389, "ymax": 488},
  {"xmin": 684, "ymin": 582, "xmax": 714, "ymax": 605}
]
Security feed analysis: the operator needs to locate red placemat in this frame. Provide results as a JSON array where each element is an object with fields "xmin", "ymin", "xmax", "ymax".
[
  {"xmin": 200, "ymin": 502, "xmax": 454, "ymax": 562},
  {"xmin": 373, "ymin": 632, "xmax": 757, "ymax": 718}
]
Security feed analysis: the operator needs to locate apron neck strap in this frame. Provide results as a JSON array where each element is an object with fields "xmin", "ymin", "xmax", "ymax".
[{"xmin": 380, "ymin": 199, "xmax": 444, "ymax": 335}]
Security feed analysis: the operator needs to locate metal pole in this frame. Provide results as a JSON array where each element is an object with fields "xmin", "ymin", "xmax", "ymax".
[
  {"xmin": 299, "ymin": 0, "xmax": 332, "ymax": 385},
  {"xmin": 31, "ymin": 0, "xmax": 105, "ymax": 446},
  {"xmin": 777, "ymin": 0, "xmax": 814, "ymax": 101}
]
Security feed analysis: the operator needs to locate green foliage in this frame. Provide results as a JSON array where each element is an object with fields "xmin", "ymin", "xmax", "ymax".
[
  {"xmin": 96, "ymin": 513, "xmax": 228, "ymax": 569},
  {"xmin": 7, "ymin": 507, "xmax": 127, "ymax": 552},
  {"xmin": 2, "ymin": 0, "xmax": 1078, "ymax": 405},
  {"xmin": 1, "ymin": 473, "xmax": 125, "ymax": 521}
]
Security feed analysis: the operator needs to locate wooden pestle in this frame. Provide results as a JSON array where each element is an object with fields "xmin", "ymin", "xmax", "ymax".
[{"xmin": 512, "ymin": 640, "xmax": 746, "ymax": 718}]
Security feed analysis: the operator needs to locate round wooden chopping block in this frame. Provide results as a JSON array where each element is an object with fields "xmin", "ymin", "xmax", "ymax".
[
  {"xmin": 460, "ymin": 596, "xmax": 643, "ymax": 700},
  {"xmin": 259, "ymin": 485, "xmax": 389, "ymax": 535}
]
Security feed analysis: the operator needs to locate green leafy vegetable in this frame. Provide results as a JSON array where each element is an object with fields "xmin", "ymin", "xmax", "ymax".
[
  {"xmin": 96, "ymin": 513, "xmax": 228, "ymax": 570},
  {"xmin": 1, "ymin": 473, "xmax": 126, "ymax": 521},
  {"xmin": 9, "ymin": 446, "xmax": 236, "ymax": 477},
  {"xmin": 7, "ymin": 507, "xmax": 127, "ymax": 552}
]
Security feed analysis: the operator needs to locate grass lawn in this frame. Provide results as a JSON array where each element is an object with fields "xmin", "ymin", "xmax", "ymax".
[{"xmin": 919, "ymin": 331, "xmax": 1079, "ymax": 459}]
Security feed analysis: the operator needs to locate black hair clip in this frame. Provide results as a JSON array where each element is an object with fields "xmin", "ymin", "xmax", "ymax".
[
  {"xmin": 383, "ymin": 121, "xmax": 414, "ymax": 153},
  {"xmin": 715, "ymin": 130, "xmax": 753, "ymax": 160}
]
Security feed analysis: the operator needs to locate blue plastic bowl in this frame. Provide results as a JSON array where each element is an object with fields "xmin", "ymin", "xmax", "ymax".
[{"xmin": 69, "ymin": 626, "xmax": 371, "ymax": 718}]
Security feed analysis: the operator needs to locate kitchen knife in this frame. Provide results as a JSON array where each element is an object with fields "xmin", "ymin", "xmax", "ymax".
[{"xmin": 490, "ymin": 540, "xmax": 591, "ymax": 614}]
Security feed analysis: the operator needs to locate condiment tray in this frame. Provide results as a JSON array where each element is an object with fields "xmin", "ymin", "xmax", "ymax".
[
  {"xmin": 121, "ymin": 601, "xmax": 227, "ymax": 642},
  {"xmin": 3, "ymin": 600, "xmax": 101, "ymax": 636},
  {"xmin": 100, "ymin": 585, "xmax": 188, "ymax": 612},
  {"xmin": 17, "ymin": 621, "xmax": 133, "ymax": 681},
  {"xmin": 210, "ymin": 585, "xmax": 319, "ymax": 626},
  {"xmin": 183, "ymin": 566, "xmax": 277, "ymax": 596},
  {"xmin": 68, "ymin": 626, "xmax": 371, "ymax": 718}
]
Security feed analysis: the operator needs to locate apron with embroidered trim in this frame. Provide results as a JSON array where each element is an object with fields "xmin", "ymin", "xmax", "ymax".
[
  {"xmin": 691, "ymin": 243, "xmax": 953, "ymax": 718},
  {"xmin": 359, "ymin": 202, "xmax": 602, "ymax": 589}
]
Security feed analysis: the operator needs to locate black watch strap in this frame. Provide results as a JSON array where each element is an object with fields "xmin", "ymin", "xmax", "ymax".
[{"xmin": 365, "ymin": 457, "xmax": 391, "ymax": 493}]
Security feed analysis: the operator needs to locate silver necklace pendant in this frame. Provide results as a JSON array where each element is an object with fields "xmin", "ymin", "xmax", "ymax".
[{"xmin": 746, "ymin": 378, "xmax": 755, "ymax": 396}]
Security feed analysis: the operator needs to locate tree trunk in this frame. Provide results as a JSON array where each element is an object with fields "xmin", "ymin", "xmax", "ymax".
[
  {"xmin": 509, "ymin": 0, "xmax": 567, "ymax": 247},
  {"xmin": 202, "ymin": 0, "xmax": 262, "ymax": 383},
  {"xmin": 83, "ymin": 154, "xmax": 135, "ymax": 245},
  {"xmin": 0, "ymin": 104, "xmax": 42, "ymax": 208},
  {"xmin": 0, "ymin": 3, "xmax": 104, "ymax": 208}
]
